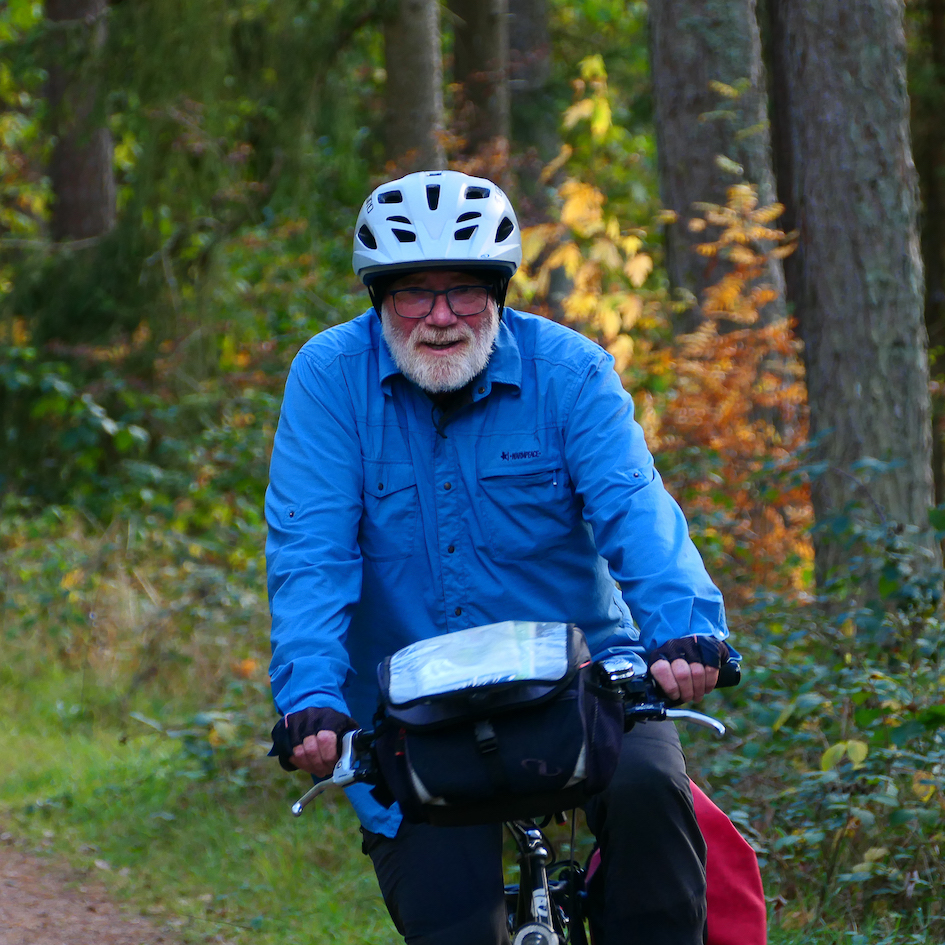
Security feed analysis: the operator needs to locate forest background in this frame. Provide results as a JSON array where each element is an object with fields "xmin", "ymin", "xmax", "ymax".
[{"xmin": 1, "ymin": 1, "xmax": 945, "ymax": 943}]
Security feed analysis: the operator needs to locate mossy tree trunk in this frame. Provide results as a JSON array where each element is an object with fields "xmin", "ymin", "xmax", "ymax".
[
  {"xmin": 649, "ymin": 0, "xmax": 784, "ymax": 333},
  {"xmin": 448, "ymin": 0, "xmax": 510, "ymax": 158},
  {"xmin": 768, "ymin": 0, "xmax": 938, "ymax": 579},
  {"xmin": 383, "ymin": 0, "xmax": 446, "ymax": 172},
  {"xmin": 46, "ymin": 0, "xmax": 116, "ymax": 242}
]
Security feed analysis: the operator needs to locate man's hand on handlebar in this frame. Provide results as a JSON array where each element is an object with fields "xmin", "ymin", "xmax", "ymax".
[
  {"xmin": 292, "ymin": 730, "xmax": 343, "ymax": 777},
  {"xmin": 647, "ymin": 636, "xmax": 733, "ymax": 704},
  {"xmin": 268, "ymin": 706, "xmax": 358, "ymax": 775},
  {"xmin": 649, "ymin": 659, "xmax": 719, "ymax": 704}
]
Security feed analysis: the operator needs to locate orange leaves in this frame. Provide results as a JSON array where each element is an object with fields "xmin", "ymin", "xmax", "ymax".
[
  {"xmin": 749, "ymin": 202, "xmax": 787, "ymax": 225},
  {"xmin": 656, "ymin": 185, "xmax": 811, "ymax": 600},
  {"xmin": 513, "ymin": 163, "xmax": 812, "ymax": 597}
]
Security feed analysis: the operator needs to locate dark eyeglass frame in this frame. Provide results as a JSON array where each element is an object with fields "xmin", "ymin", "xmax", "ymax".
[{"xmin": 388, "ymin": 284, "xmax": 494, "ymax": 319}]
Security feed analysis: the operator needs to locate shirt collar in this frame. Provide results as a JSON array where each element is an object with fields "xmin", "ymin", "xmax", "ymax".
[
  {"xmin": 376, "ymin": 308, "xmax": 523, "ymax": 398},
  {"xmin": 477, "ymin": 315, "xmax": 522, "ymax": 397},
  {"xmin": 375, "ymin": 310, "xmax": 401, "ymax": 392}
]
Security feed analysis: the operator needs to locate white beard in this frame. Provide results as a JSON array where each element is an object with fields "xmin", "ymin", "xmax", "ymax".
[{"xmin": 381, "ymin": 305, "xmax": 500, "ymax": 393}]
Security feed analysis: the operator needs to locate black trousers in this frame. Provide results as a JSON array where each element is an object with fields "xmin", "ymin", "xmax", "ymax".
[{"xmin": 361, "ymin": 722, "xmax": 707, "ymax": 945}]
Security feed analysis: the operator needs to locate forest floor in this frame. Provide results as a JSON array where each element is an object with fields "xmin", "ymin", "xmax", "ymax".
[{"xmin": 0, "ymin": 837, "xmax": 177, "ymax": 945}]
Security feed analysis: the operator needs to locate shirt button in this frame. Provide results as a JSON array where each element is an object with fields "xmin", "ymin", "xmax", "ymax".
[
  {"xmin": 448, "ymin": 545, "xmax": 455, "ymax": 553},
  {"xmin": 444, "ymin": 482, "xmax": 452, "ymax": 491},
  {"xmin": 478, "ymin": 386, "xmax": 485, "ymax": 394},
  {"xmin": 454, "ymin": 607, "xmax": 462, "ymax": 616},
  {"xmin": 378, "ymin": 482, "xmax": 384, "ymax": 490}
]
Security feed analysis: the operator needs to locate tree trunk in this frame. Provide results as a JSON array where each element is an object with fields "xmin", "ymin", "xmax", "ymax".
[
  {"xmin": 448, "ymin": 0, "xmax": 510, "ymax": 157},
  {"xmin": 46, "ymin": 0, "xmax": 116, "ymax": 242},
  {"xmin": 768, "ymin": 0, "xmax": 937, "ymax": 578},
  {"xmin": 508, "ymin": 0, "xmax": 555, "ymax": 159},
  {"xmin": 383, "ymin": 0, "xmax": 446, "ymax": 172},
  {"xmin": 649, "ymin": 0, "xmax": 784, "ymax": 332},
  {"xmin": 907, "ymin": 0, "xmax": 945, "ymax": 505}
]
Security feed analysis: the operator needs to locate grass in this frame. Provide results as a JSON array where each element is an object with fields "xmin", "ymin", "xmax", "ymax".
[
  {"xmin": 0, "ymin": 722, "xmax": 395, "ymax": 944},
  {"xmin": 0, "ymin": 642, "xmax": 398, "ymax": 944}
]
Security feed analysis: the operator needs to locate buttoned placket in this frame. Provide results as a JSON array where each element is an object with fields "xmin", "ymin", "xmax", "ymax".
[{"xmin": 431, "ymin": 403, "xmax": 469, "ymax": 631}]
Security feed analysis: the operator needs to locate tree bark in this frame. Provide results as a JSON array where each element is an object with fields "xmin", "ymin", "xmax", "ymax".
[
  {"xmin": 650, "ymin": 0, "xmax": 784, "ymax": 332},
  {"xmin": 768, "ymin": 0, "xmax": 937, "ymax": 577},
  {"xmin": 383, "ymin": 0, "xmax": 446, "ymax": 172},
  {"xmin": 448, "ymin": 0, "xmax": 510, "ymax": 156},
  {"xmin": 508, "ymin": 0, "xmax": 555, "ymax": 158},
  {"xmin": 46, "ymin": 0, "xmax": 116, "ymax": 242},
  {"xmin": 907, "ymin": 0, "xmax": 945, "ymax": 505}
]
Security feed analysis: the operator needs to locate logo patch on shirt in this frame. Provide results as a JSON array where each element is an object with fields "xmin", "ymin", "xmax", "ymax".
[{"xmin": 501, "ymin": 449, "xmax": 542, "ymax": 461}]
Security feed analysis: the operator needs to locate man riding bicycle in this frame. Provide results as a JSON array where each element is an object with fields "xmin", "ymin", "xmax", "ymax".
[{"xmin": 265, "ymin": 170, "xmax": 737, "ymax": 945}]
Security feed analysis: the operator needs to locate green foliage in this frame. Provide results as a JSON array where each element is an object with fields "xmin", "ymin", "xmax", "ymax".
[{"xmin": 686, "ymin": 583, "xmax": 945, "ymax": 939}]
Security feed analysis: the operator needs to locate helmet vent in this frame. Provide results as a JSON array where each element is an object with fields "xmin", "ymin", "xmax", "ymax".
[
  {"xmin": 426, "ymin": 185, "xmax": 440, "ymax": 210},
  {"xmin": 386, "ymin": 215, "xmax": 411, "ymax": 224},
  {"xmin": 392, "ymin": 228, "xmax": 417, "ymax": 243},
  {"xmin": 378, "ymin": 190, "xmax": 403, "ymax": 204},
  {"xmin": 357, "ymin": 225, "xmax": 377, "ymax": 249},
  {"xmin": 496, "ymin": 217, "xmax": 515, "ymax": 242},
  {"xmin": 454, "ymin": 225, "xmax": 478, "ymax": 241},
  {"xmin": 457, "ymin": 211, "xmax": 481, "ymax": 222},
  {"xmin": 464, "ymin": 186, "xmax": 490, "ymax": 200}
]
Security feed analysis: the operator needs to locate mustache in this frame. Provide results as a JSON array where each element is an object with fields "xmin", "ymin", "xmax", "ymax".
[{"xmin": 410, "ymin": 325, "xmax": 473, "ymax": 347}]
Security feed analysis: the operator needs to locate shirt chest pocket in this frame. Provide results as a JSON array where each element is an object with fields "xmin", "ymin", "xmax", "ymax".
[
  {"xmin": 360, "ymin": 460, "xmax": 419, "ymax": 561},
  {"xmin": 476, "ymin": 450, "xmax": 580, "ymax": 560}
]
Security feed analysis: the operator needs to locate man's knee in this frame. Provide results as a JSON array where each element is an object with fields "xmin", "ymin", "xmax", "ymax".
[{"xmin": 593, "ymin": 724, "xmax": 693, "ymax": 823}]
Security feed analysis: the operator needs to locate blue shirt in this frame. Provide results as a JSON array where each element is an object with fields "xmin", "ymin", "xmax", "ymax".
[{"xmin": 265, "ymin": 307, "xmax": 729, "ymax": 835}]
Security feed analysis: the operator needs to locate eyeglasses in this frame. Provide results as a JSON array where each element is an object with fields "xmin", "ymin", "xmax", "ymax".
[{"xmin": 388, "ymin": 284, "xmax": 493, "ymax": 319}]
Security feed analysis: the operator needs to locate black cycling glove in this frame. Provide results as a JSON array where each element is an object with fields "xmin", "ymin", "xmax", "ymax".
[
  {"xmin": 268, "ymin": 707, "xmax": 358, "ymax": 772},
  {"xmin": 647, "ymin": 635, "xmax": 729, "ymax": 669},
  {"xmin": 647, "ymin": 636, "xmax": 741, "ymax": 695}
]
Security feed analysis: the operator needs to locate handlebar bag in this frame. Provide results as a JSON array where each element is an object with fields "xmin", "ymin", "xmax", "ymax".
[{"xmin": 373, "ymin": 620, "xmax": 623, "ymax": 826}]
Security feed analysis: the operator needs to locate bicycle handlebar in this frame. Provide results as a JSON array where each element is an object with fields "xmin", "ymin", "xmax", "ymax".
[{"xmin": 290, "ymin": 655, "xmax": 736, "ymax": 817}]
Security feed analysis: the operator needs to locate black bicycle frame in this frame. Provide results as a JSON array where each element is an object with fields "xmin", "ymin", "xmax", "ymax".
[{"xmin": 503, "ymin": 819, "xmax": 588, "ymax": 945}]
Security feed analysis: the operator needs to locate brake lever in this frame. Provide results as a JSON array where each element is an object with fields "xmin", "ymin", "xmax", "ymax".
[
  {"xmin": 625, "ymin": 701, "xmax": 726, "ymax": 737},
  {"xmin": 291, "ymin": 729, "xmax": 362, "ymax": 817},
  {"xmin": 664, "ymin": 708, "xmax": 726, "ymax": 737}
]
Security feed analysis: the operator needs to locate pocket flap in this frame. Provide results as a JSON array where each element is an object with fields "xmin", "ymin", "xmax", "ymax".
[
  {"xmin": 478, "ymin": 449, "xmax": 562, "ymax": 479},
  {"xmin": 363, "ymin": 460, "xmax": 417, "ymax": 498}
]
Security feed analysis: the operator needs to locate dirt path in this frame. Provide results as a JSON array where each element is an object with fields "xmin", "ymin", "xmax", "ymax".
[{"xmin": 0, "ymin": 841, "xmax": 176, "ymax": 945}]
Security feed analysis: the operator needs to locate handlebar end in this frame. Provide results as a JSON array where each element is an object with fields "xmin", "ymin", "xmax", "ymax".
[{"xmin": 717, "ymin": 657, "xmax": 741, "ymax": 690}]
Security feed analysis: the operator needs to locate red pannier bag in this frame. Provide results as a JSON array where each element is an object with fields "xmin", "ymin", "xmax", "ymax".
[{"xmin": 586, "ymin": 780, "xmax": 767, "ymax": 944}]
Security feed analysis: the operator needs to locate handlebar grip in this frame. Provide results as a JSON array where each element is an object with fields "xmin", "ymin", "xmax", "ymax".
[{"xmin": 716, "ymin": 657, "xmax": 741, "ymax": 690}]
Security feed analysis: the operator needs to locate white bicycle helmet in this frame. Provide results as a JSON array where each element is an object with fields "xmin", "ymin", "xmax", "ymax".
[{"xmin": 353, "ymin": 170, "xmax": 522, "ymax": 310}]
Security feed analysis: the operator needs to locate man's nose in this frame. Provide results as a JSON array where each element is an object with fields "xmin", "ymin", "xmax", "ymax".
[{"xmin": 426, "ymin": 293, "xmax": 459, "ymax": 327}]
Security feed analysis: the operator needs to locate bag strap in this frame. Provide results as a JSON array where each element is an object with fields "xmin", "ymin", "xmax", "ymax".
[{"xmin": 474, "ymin": 719, "xmax": 509, "ymax": 794}]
